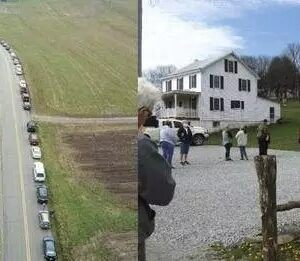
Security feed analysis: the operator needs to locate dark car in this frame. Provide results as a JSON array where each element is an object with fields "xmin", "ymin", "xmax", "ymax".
[
  {"xmin": 23, "ymin": 101, "xmax": 31, "ymax": 111},
  {"xmin": 29, "ymin": 133, "xmax": 39, "ymax": 145},
  {"xmin": 27, "ymin": 120, "xmax": 37, "ymax": 132},
  {"xmin": 36, "ymin": 185, "xmax": 48, "ymax": 204},
  {"xmin": 38, "ymin": 211, "xmax": 51, "ymax": 229},
  {"xmin": 22, "ymin": 93, "xmax": 30, "ymax": 102},
  {"xmin": 42, "ymin": 236, "xmax": 57, "ymax": 260},
  {"xmin": 20, "ymin": 86, "xmax": 28, "ymax": 94}
]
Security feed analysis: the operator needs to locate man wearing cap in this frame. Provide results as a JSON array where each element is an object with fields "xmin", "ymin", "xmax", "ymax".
[{"xmin": 138, "ymin": 78, "xmax": 176, "ymax": 260}]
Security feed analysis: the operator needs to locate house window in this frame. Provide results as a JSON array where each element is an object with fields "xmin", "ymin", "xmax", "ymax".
[
  {"xmin": 210, "ymin": 97, "xmax": 224, "ymax": 111},
  {"xmin": 178, "ymin": 101, "xmax": 183, "ymax": 107},
  {"xmin": 231, "ymin": 100, "xmax": 245, "ymax": 110},
  {"xmin": 189, "ymin": 75, "xmax": 197, "ymax": 88},
  {"xmin": 167, "ymin": 101, "xmax": 173, "ymax": 108},
  {"xmin": 210, "ymin": 75, "xmax": 224, "ymax": 89},
  {"xmin": 239, "ymin": 79, "xmax": 251, "ymax": 92},
  {"xmin": 191, "ymin": 97, "xmax": 197, "ymax": 109},
  {"xmin": 213, "ymin": 121, "xmax": 220, "ymax": 127},
  {"xmin": 177, "ymin": 78, "xmax": 183, "ymax": 90},
  {"xmin": 225, "ymin": 59, "xmax": 238, "ymax": 73},
  {"xmin": 166, "ymin": 80, "xmax": 172, "ymax": 92},
  {"xmin": 174, "ymin": 121, "xmax": 182, "ymax": 128}
]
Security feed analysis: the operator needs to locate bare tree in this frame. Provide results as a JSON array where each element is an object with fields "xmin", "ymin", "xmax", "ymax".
[
  {"xmin": 143, "ymin": 65, "xmax": 177, "ymax": 88},
  {"xmin": 285, "ymin": 43, "xmax": 300, "ymax": 99}
]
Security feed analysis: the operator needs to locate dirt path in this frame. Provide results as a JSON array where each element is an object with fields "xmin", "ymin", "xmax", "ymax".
[{"xmin": 32, "ymin": 114, "xmax": 136, "ymax": 125}]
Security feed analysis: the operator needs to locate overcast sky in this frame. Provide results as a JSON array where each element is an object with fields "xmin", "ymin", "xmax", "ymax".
[{"xmin": 142, "ymin": 0, "xmax": 300, "ymax": 70}]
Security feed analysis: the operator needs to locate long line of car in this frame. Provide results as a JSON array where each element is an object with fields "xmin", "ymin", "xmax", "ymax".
[{"xmin": 1, "ymin": 39, "xmax": 57, "ymax": 261}]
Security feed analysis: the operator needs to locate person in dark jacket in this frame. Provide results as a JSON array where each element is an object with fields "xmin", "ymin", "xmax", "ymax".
[
  {"xmin": 257, "ymin": 119, "xmax": 270, "ymax": 155},
  {"xmin": 177, "ymin": 120, "xmax": 193, "ymax": 165},
  {"xmin": 138, "ymin": 78, "xmax": 176, "ymax": 261}
]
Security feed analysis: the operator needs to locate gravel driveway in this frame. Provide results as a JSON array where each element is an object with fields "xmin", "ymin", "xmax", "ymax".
[{"xmin": 146, "ymin": 145, "xmax": 300, "ymax": 260}]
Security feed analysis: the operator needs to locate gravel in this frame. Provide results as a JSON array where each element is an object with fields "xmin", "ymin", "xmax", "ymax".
[{"xmin": 146, "ymin": 145, "xmax": 300, "ymax": 260}]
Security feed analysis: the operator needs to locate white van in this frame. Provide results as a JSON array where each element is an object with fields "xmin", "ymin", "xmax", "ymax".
[{"xmin": 33, "ymin": 162, "xmax": 45, "ymax": 182}]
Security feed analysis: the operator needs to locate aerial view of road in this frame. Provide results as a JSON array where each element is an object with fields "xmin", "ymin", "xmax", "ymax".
[{"xmin": 0, "ymin": 46, "xmax": 51, "ymax": 260}]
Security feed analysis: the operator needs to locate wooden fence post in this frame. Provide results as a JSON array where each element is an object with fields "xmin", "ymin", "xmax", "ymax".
[{"xmin": 254, "ymin": 155, "xmax": 278, "ymax": 261}]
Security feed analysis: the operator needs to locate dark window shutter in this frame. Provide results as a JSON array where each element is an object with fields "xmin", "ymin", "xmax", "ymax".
[
  {"xmin": 248, "ymin": 80, "xmax": 251, "ymax": 92},
  {"xmin": 221, "ymin": 76, "xmax": 224, "ymax": 89},
  {"xmin": 238, "ymin": 79, "xmax": 242, "ymax": 91},
  {"xmin": 224, "ymin": 59, "xmax": 228, "ymax": 72},
  {"xmin": 189, "ymin": 76, "xmax": 191, "ymax": 89},
  {"xmin": 210, "ymin": 74, "xmax": 213, "ymax": 88},
  {"xmin": 220, "ymin": 98, "xmax": 224, "ymax": 111},
  {"xmin": 241, "ymin": 101, "xmax": 244, "ymax": 109},
  {"xmin": 210, "ymin": 97, "xmax": 214, "ymax": 111},
  {"xmin": 234, "ymin": 61, "xmax": 238, "ymax": 73}
]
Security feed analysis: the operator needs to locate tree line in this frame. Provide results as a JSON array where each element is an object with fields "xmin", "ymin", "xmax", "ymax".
[{"xmin": 143, "ymin": 43, "xmax": 300, "ymax": 101}]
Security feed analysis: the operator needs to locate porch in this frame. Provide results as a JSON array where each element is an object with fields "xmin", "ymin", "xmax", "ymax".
[{"xmin": 161, "ymin": 90, "xmax": 200, "ymax": 119}]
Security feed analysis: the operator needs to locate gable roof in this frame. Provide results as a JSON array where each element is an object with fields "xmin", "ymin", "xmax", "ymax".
[{"xmin": 161, "ymin": 51, "xmax": 260, "ymax": 80}]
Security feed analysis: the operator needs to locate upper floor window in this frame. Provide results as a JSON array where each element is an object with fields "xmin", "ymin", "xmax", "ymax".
[
  {"xmin": 177, "ymin": 78, "xmax": 183, "ymax": 90},
  {"xmin": 210, "ymin": 75, "xmax": 224, "ymax": 89},
  {"xmin": 238, "ymin": 79, "xmax": 251, "ymax": 92},
  {"xmin": 224, "ymin": 59, "xmax": 238, "ymax": 73},
  {"xmin": 166, "ymin": 80, "xmax": 172, "ymax": 92},
  {"xmin": 189, "ymin": 75, "xmax": 197, "ymax": 88}
]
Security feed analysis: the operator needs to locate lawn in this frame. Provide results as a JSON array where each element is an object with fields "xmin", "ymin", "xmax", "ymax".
[
  {"xmin": 38, "ymin": 123, "xmax": 137, "ymax": 260},
  {"xmin": 0, "ymin": 0, "xmax": 136, "ymax": 117},
  {"xmin": 207, "ymin": 101, "xmax": 300, "ymax": 151}
]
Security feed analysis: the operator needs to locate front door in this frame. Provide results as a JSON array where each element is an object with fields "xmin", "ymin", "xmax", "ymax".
[{"xmin": 270, "ymin": 107, "xmax": 275, "ymax": 123}]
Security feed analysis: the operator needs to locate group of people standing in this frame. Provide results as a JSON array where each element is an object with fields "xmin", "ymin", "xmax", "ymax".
[
  {"xmin": 160, "ymin": 120, "xmax": 193, "ymax": 167},
  {"xmin": 222, "ymin": 119, "xmax": 271, "ymax": 161}
]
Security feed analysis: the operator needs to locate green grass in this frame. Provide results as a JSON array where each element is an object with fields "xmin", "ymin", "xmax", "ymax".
[
  {"xmin": 38, "ymin": 123, "xmax": 136, "ymax": 260},
  {"xmin": 208, "ymin": 101, "xmax": 300, "ymax": 151},
  {"xmin": 210, "ymin": 240, "xmax": 300, "ymax": 260},
  {"xmin": 0, "ymin": 0, "xmax": 136, "ymax": 117}
]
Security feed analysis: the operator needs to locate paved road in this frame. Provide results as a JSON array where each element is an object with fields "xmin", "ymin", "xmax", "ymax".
[
  {"xmin": 147, "ymin": 146, "xmax": 300, "ymax": 260},
  {"xmin": 0, "ymin": 46, "xmax": 51, "ymax": 260},
  {"xmin": 32, "ymin": 114, "xmax": 136, "ymax": 124}
]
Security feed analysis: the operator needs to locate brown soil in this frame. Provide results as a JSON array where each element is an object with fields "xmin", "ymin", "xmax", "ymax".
[{"xmin": 62, "ymin": 128, "xmax": 137, "ymax": 209}]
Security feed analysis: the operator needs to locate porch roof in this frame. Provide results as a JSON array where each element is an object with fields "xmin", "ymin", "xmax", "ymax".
[{"xmin": 162, "ymin": 90, "xmax": 201, "ymax": 98}]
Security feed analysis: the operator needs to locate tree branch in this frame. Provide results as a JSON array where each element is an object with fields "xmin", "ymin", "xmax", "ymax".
[{"xmin": 277, "ymin": 201, "xmax": 300, "ymax": 212}]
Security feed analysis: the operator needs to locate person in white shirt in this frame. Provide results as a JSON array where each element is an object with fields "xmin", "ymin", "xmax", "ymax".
[
  {"xmin": 235, "ymin": 126, "xmax": 249, "ymax": 160},
  {"xmin": 160, "ymin": 121, "xmax": 177, "ymax": 168}
]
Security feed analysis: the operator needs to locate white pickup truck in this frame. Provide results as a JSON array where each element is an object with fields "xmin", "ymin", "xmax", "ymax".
[{"xmin": 144, "ymin": 118, "xmax": 209, "ymax": 146}]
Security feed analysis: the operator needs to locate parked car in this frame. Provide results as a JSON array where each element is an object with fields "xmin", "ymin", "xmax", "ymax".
[
  {"xmin": 31, "ymin": 146, "xmax": 42, "ymax": 159},
  {"xmin": 2, "ymin": 42, "xmax": 7, "ymax": 47},
  {"xmin": 5, "ymin": 45, "xmax": 10, "ymax": 50},
  {"xmin": 42, "ymin": 236, "xmax": 57, "ymax": 260},
  {"xmin": 27, "ymin": 120, "xmax": 37, "ymax": 132},
  {"xmin": 22, "ymin": 93, "xmax": 30, "ymax": 102},
  {"xmin": 36, "ymin": 185, "xmax": 48, "ymax": 204},
  {"xmin": 144, "ymin": 118, "xmax": 209, "ymax": 146},
  {"xmin": 23, "ymin": 101, "xmax": 31, "ymax": 111},
  {"xmin": 0, "ymin": 40, "xmax": 5, "ymax": 45},
  {"xmin": 13, "ymin": 58, "xmax": 20, "ymax": 65},
  {"xmin": 19, "ymin": 79, "xmax": 27, "ymax": 87},
  {"xmin": 29, "ymin": 133, "xmax": 39, "ymax": 145},
  {"xmin": 33, "ymin": 161, "xmax": 45, "ymax": 182},
  {"xmin": 16, "ymin": 68, "xmax": 23, "ymax": 76},
  {"xmin": 10, "ymin": 52, "xmax": 16, "ymax": 58},
  {"xmin": 20, "ymin": 86, "xmax": 28, "ymax": 94},
  {"xmin": 38, "ymin": 211, "xmax": 51, "ymax": 230}
]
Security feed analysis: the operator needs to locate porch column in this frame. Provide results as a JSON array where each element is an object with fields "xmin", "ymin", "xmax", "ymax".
[{"xmin": 174, "ymin": 94, "xmax": 177, "ymax": 117}]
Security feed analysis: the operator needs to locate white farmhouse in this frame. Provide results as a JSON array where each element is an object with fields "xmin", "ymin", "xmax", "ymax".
[{"xmin": 160, "ymin": 52, "xmax": 281, "ymax": 131}]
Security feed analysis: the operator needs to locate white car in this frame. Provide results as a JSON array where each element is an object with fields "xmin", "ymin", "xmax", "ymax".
[
  {"xmin": 31, "ymin": 146, "xmax": 42, "ymax": 159},
  {"xmin": 13, "ymin": 58, "xmax": 19, "ymax": 65},
  {"xmin": 19, "ymin": 80, "xmax": 27, "ymax": 88},
  {"xmin": 33, "ymin": 162, "xmax": 46, "ymax": 182},
  {"xmin": 16, "ymin": 68, "xmax": 23, "ymax": 76},
  {"xmin": 11, "ymin": 52, "xmax": 16, "ymax": 58},
  {"xmin": 16, "ymin": 64, "xmax": 22, "ymax": 70}
]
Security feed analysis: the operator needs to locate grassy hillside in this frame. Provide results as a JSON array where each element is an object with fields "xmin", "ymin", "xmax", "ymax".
[
  {"xmin": 0, "ymin": 0, "xmax": 136, "ymax": 117},
  {"xmin": 208, "ymin": 101, "xmax": 300, "ymax": 151},
  {"xmin": 39, "ymin": 123, "xmax": 137, "ymax": 260}
]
